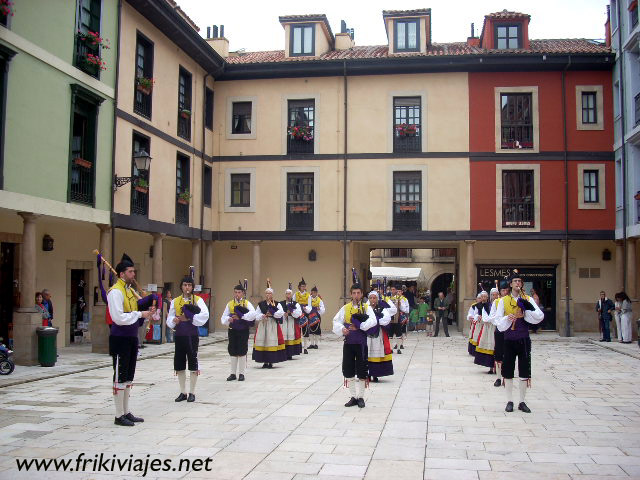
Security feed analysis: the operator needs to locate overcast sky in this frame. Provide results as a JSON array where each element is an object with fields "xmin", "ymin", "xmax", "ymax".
[{"xmin": 176, "ymin": 0, "xmax": 610, "ymax": 52}]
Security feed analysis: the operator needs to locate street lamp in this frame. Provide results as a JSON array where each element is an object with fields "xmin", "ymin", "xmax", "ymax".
[{"xmin": 114, "ymin": 150, "xmax": 152, "ymax": 191}]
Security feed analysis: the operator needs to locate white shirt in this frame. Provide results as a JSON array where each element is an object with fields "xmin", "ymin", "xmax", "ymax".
[
  {"xmin": 220, "ymin": 299, "xmax": 256, "ymax": 326},
  {"xmin": 166, "ymin": 296, "xmax": 210, "ymax": 329},
  {"xmin": 495, "ymin": 294, "xmax": 544, "ymax": 333},
  {"xmin": 254, "ymin": 302, "xmax": 285, "ymax": 322},
  {"xmin": 304, "ymin": 295, "xmax": 326, "ymax": 315},
  {"xmin": 107, "ymin": 288, "xmax": 142, "ymax": 326},
  {"xmin": 332, "ymin": 302, "xmax": 378, "ymax": 337}
]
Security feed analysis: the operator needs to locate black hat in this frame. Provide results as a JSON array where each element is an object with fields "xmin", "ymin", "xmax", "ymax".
[
  {"xmin": 499, "ymin": 279, "xmax": 510, "ymax": 290},
  {"xmin": 180, "ymin": 276, "xmax": 194, "ymax": 287},
  {"xmin": 311, "ymin": 285, "xmax": 318, "ymax": 292},
  {"xmin": 298, "ymin": 277, "xmax": 306, "ymax": 287},
  {"xmin": 508, "ymin": 269, "xmax": 522, "ymax": 283},
  {"xmin": 115, "ymin": 253, "xmax": 134, "ymax": 275},
  {"xmin": 234, "ymin": 283, "xmax": 245, "ymax": 292}
]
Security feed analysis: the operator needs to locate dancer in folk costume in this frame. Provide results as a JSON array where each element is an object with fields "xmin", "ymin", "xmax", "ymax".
[
  {"xmin": 280, "ymin": 283, "xmax": 303, "ymax": 358},
  {"xmin": 333, "ymin": 271, "xmax": 377, "ymax": 408},
  {"xmin": 305, "ymin": 286, "xmax": 325, "ymax": 349},
  {"xmin": 106, "ymin": 253, "xmax": 157, "ymax": 426},
  {"xmin": 253, "ymin": 280, "xmax": 287, "ymax": 368},
  {"xmin": 474, "ymin": 287, "xmax": 498, "ymax": 375},
  {"xmin": 366, "ymin": 290, "xmax": 394, "ymax": 382},
  {"xmin": 221, "ymin": 280, "xmax": 256, "ymax": 381},
  {"xmin": 467, "ymin": 293, "xmax": 483, "ymax": 356},
  {"xmin": 294, "ymin": 278, "xmax": 311, "ymax": 352},
  {"xmin": 495, "ymin": 270, "xmax": 544, "ymax": 413},
  {"xmin": 388, "ymin": 284, "xmax": 409, "ymax": 354},
  {"xmin": 471, "ymin": 290, "xmax": 489, "ymax": 359},
  {"xmin": 490, "ymin": 278, "xmax": 510, "ymax": 387},
  {"xmin": 167, "ymin": 272, "xmax": 209, "ymax": 403}
]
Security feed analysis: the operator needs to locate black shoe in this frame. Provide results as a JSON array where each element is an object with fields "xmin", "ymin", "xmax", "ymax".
[
  {"xmin": 505, "ymin": 401, "xmax": 514, "ymax": 412},
  {"xmin": 396, "ymin": 349, "xmax": 402, "ymax": 354},
  {"xmin": 373, "ymin": 377, "xmax": 379, "ymax": 383},
  {"xmin": 494, "ymin": 378, "xmax": 501, "ymax": 387},
  {"xmin": 487, "ymin": 370, "xmax": 494, "ymax": 374},
  {"xmin": 312, "ymin": 345, "xmax": 318, "ymax": 349},
  {"xmin": 287, "ymin": 356, "xmax": 292, "ymax": 360},
  {"xmin": 445, "ymin": 335, "xmax": 450, "ymax": 337},
  {"xmin": 238, "ymin": 374, "xmax": 245, "ymax": 381},
  {"xmin": 304, "ymin": 349, "xmax": 308, "ymax": 354},
  {"xmin": 393, "ymin": 345, "xmax": 397, "ymax": 349},
  {"xmin": 267, "ymin": 363, "xmax": 273, "ymax": 369},
  {"xmin": 175, "ymin": 393, "xmax": 188, "ymax": 402},
  {"xmin": 262, "ymin": 363, "xmax": 269, "ymax": 369},
  {"xmin": 518, "ymin": 402, "xmax": 531, "ymax": 413},
  {"xmin": 357, "ymin": 398, "xmax": 365, "ymax": 408},
  {"xmin": 344, "ymin": 397, "xmax": 358, "ymax": 407},
  {"xmin": 187, "ymin": 393, "xmax": 195, "ymax": 402},
  {"xmin": 114, "ymin": 415, "xmax": 135, "ymax": 426},
  {"xmin": 599, "ymin": 339, "xmax": 606, "ymax": 342},
  {"xmin": 400, "ymin": 345, "xmax": 404, "ymax": 349},
  {"xmin": 125, "ymin": 412, "xmax": 144, "ymax": 423},
  {"xmin": 226, "ymin": 374, "xmax": 237, "ymax": 381}
]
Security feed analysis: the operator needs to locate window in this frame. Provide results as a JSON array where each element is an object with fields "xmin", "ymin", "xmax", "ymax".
[
  {"xmin": 502, "ymin": 170, "xmax": 534, "ymax": 228},
  {"xmin": 286, "ymin": 173, "xmax": 314, "ymax": 230},
  {"xmin": 500, "ymin": 93, "xmax": 533, "ymax": 149},
  {"xmin": 205, "ymin": 87, "xmax": 214, "ymax": 130},
  {"xmin": 393, "ymin": 171, "xmax": 421, "ymax": 231},
  {"xmin": 134, "ymin": 33, "xmax": 153, "ymax": 119},
  {"xmin": 176, "ymin": 153, "xmax": 190, "ymax": 225},
  {"xmin": 394, "ymin": 19, "xmax": 419, "ymax": 52},
  {"xmin": 287, "ymin": 99, "xmax": 314, "ymax": 155},
  {"xmin": 583, "ymin": 170, "xmax": 599, "ymax": 203},
  {"xmin": 74, "ymin": 0, "xmax": 102, "ymax": 77},
  {"xmin": 230, "ymin": 173, "xmax": 250, "ymax": 207},
  {"xmin": 631, "ymin": 0, "xmax": 639, "ymax": 27},
  {"xmin": 290, "ymin": 24, "xmax": 314, "ymax": 56},
  {"xmin": 203, "ymin": 164, "xmax": 212, "ymax": 207},
  {"xmin": 611, "ymin": 0, "xmax": 618, "ymax": 31},
  {"xmin": 69, "ymin": 85, "xmax": 103, "ymax": 206},
  {"xmin": 177, "ymin": 68, "xmax": 192, "ymax": 140},
  {"xmin": 384, "ymin": 248, "xmax": 412, "ymax": 258},
  {"xmin": 393, "ymin": 97, "xmax": 421, "ymax": 153},
  {"xmin": 578, "ymin": 164, "xmax": 605, "ymax": 209},
  {"xmin": 495, "ymin": 24, "xmax": 520, "ymax": 49},
  {"xmin": 232, "ymin": 102, "xmax": 251, "ymax": 134},
  {"xmin": 581, "ymin": 92, "xmax": 597, "ymax": 124},
  {"xmin": 131, "ymin": 133, "xmax": 150, "ymax": 216}
]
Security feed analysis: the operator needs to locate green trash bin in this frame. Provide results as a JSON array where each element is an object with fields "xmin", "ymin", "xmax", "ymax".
[{"xmin": 36, "ymin": 326, "xmax": 58, "ymax": 367}]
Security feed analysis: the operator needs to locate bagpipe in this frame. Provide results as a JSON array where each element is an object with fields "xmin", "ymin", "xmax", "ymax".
[
  {"xmin": 307, "ymin": 307, "xmax": 321, "ymax": 327},
  {"xmin": 229, "ymin": 279, "xmax": 254, "ymax": 330}
]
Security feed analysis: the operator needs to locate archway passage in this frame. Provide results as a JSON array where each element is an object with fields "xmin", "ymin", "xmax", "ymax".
[{"xmin": 430, "ymin": 273, "xmax": 453, "ymax": 299}]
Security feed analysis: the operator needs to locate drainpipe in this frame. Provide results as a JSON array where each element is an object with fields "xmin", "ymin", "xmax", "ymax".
[
  {"xmin": 342, "ymin": 61, "xmax": 348, "ymax": 299},
  {"xmin": 109, "ymin": 0, "xmax": 123, "ymax": 266},
  {"xmin": 616, "ymin": 4, "xmax": 628, "ymax": 291},
  {"xmin": 199, "ymin": 73, "xmax": 209, "ymax": 286},
  {"xmin": 561, "ymin": 55, "xmax": 571, "ymax": 336}
]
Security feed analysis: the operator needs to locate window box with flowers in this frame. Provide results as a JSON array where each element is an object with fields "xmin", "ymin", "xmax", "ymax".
[
  {"xmin": 76, "ymin": 30, "xmax": 109, "ymax": 75},
  {"xmin": 395, "ymin": 123, "xmax": 418, "ymax": 137},
  {"xmin": 73, "ymin": 157, "xmax": 92, "ymax": 169},
  {"xmin": 77, "ymin": 30, "xmax": 110, "ymax": 49},
  {"xmin": 134, "ymin": 178, "xmax": 149, "ymax": 194},
  {"xmin": 136, "ymin": 76, "xmax": 154, "ymax": 95},
  {"xmin": 287, "ymin": 125, "xmax": 313, "ymax": 142},
  {"xmin": 180, "ymin": 109, "xmax": 191, "ymax": 120},
  {"xmin": 0, "ymin": 0, "xmax": 14, "ymax": 23},
  {"xmin": 177, "ymin": 189, "xmax": 191, "ymax": 205}
]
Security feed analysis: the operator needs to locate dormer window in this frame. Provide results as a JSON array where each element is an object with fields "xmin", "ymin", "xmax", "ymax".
[
  {"xmin": 395, "ymin": 19, "xmax": 419, "ymax": 52},
  {"xmin": 290, "ymin": 24, "xmax": 315, "ymax": 56},
  {"xmin": 495, "ymin": 24, "xmax": 521, "ymax": 49}
]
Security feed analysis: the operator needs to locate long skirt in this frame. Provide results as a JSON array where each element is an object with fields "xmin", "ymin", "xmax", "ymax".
[
  {"xmin": 367, "ymin": 329, "xmax": 394, "ymax": 378},
  {"xmin": 474, "ymin": 322, "xmax": 496, "ymax": 368},
  {"xmin": 252, "ymin": 318, "xmax": 287, "ymax": 364},
  {"xmin": 468, "ymin": 320, "xmax": 478, "ymax": 356},
  {"xmin": 282, "ymin": 315, "xmax": 302, "ymax": 358}
]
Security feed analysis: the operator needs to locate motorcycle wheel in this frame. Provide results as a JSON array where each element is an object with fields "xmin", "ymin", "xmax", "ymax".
[{"xmin": 0, "ymin": 360, "xmax": 14, "ymax": 375}]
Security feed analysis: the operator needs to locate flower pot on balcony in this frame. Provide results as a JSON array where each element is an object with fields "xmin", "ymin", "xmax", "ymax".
[
  {"xmin": 177, "ymin": 198, "xmax": 189, "ymax": 205},
  {"xmin": 134, "ymin": 186, "xmax": 148, "ymax": 194},
  {"xmin": 73, "ymin": 157, "xmax": 92, "ymax": 169},
  {"xmin": 180, "ymin": 110, "xmax": 191, "ymax": 120},
  {"xmin": 136, "ymin": 84, "xmax": 152, "ymax": 95}
]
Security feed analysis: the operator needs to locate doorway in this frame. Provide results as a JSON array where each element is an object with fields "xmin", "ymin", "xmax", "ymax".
[
  {"xmin": 0, "ymin": 243, "xmax": 15, "ymax": 345},
  {"xmin": 70, "ymin": 269, "xmax": 88, "ymax": 343}
]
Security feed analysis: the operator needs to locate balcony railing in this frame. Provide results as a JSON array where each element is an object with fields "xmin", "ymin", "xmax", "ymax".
[
  {"xmin": 432, "ymin": 248, "xmax": 456, "ymax": 258},
  {"xmin": 287, "ymin": 136, "xmax": 314, "ymax": 155},
  {"xmin": 134, "ymin": 89, "xmax": 152, "ymax": 119},
  {"xmin": 393, "ymin": 202, "xmax": 421, "ymax": 230},
  {"xmin": 501, "ymin": 125, "xmax": 533, "ymax": 149},
  {"xmin": 177, "ymin": 112, "xmax": 191, "ymax": 140},
  {"xmin": 131, "ymin": 187, "xmax": 148, "ymax": 216},
  {"xmin": 286, "ymin": 202, "xmax": 313, "ymax": 230},
  {"xmin": 70, "ymin": 159, "xmax": 94, "ymax": 205},
  {"xmin": 502, "ymin": 200, "xmax": 534, "ymax": 228},
  {"xmin": 393, "ymin": 128, "xmax": 421, "ymax": 153},
  {"xmin": 175, "ymin": 197, "xmax": 189, "ymax": 225},
  {"xmin": 635, "ymin": 94, "xmax": 640, "ymax": 127}
]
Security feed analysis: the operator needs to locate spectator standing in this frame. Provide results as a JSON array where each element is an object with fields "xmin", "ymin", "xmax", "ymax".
[
  {"xmin": 35, "ymin": 292, "xmax": 51, "ymax": 327},
  {"xmin": 615, "ymin": 292, "xmax": 633, "ymax": 344},
  {"xmin": 596, "ymin": 291, "xmax": 615, "ymax": 342},
  {"xmin": 432, "ymin": 291, "xmax": 450, "ymax": 337},
  {"xmin": 41, "ymin": 289, "xmax": 53, "ymax": 327},
  {"xmin": 163, "ymin": 289, "xmax": 174, "ymax": 343}
]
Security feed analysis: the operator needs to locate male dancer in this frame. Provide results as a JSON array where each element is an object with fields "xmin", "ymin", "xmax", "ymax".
[
  {"xmin": 366, "ymin": 290, "xmax": 393, "ymax": 382},
  {"xmin": 388, "ymin": 284, "xmax": 409, "ymax": 354},
  {"xmin": 107, "ymin": 253, "xmax": 156, "ymax": 426},
  {"xmin": 166, "ymin": 275, "xmax": 209, "ymax": 402},
  {"xmin": 294, "ymin": 278, "xmax": 311, "ymax": 352},
  {"xmin": 495, "ymin": 270, "xmax": 544, "ymax": 413},
  {"xmin": 281, "ymin": 285, "xmax": 303, "ymax": 358},
  {"xmin": 221, "ymin": 281, "xmax": 256, "ymax": 381},
  {"xmin": 333, "ymin": 281, "xmax": 377, "ymax": 408},
  {"xmin": 253, "ymin": 283, "xmax": 287, "ymax": 368},
  {"xmin": 305, "ymin": 286, "xmax": 325, "ymax": 349}
]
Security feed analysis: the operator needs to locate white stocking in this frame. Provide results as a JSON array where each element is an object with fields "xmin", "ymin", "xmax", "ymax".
[
  {"xmin": 347, "ymin": 377, "xmax": 356, "ymax": 398},
  {"xmin": 123, "ymin": 384, "xmax": 132, "ymax": 414},
  {"xmin": 230, "ymin": 356, "xmax": 238, "ymax": 374},
  {"xmin": 177, "ymin": 370, "xmax": 187, "ymax": 393},
  {"xmin": 238, "ymin": 356, "xmax": 247, "ymax": 374},
  {"xmin": 189, "ymin": 372, "xmax": 198, "ymax": 394},
  {"xmin": 519, "ymin": 379, "xmax": 528, "ymax": 403},
  {"xmin": 113, "ymin": 389, "xmax": 125, "ymax": 417},
  {"xmin": 504, "ymin": 378, "xmax": 514, "ymax": 402}
]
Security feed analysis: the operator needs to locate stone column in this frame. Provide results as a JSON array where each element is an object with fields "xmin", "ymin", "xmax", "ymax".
[
  {"xmin": 462, "ymin": 240, "xmax": 476, "ymax": 334},
  {"xmin": 558, "ymin": 240, "xmax": 573, "ymax": 337},
  {"xmin": 13, "ymin": 212, "xmax": 41, "ymax": 366},
  {"xmin": 627, "ymin": 238, "xmax": 637, "ymax": 300},
  {"xmin": 204, "ymin": 240, "xmax": 215, "ymax": 333},
  {"xmin": 251, "ymin": 240, "xmax": 261, "ymax": 301},
  {"xmin": 616, "ymin": 240, "xmax": 625, "ymax": 293},
  {"xmin": 152, "ymin": 233, "xmax": 165, "ymax": 287},
  {"xmin": 91, "ymin": 224, "xmax": 112, "ymax": 354},
  {"xmin": 191, "ymin": 239, "xmax": 201, "ymax": 284}
]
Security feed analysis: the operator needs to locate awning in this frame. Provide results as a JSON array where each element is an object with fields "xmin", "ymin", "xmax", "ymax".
[{"xmin": 370, "ymin": 266, "xmax": 426, "ymax": 284}]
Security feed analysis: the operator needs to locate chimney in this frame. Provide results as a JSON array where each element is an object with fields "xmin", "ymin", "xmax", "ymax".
[
  {"xmin": 467, "ymin": 22, "xmax": 480, "ymax": 47},
  {"xmin": 335, "ymin": 19, "xmax": 355, "ymax": 50},
  {"xmin": 605, "ymin": 5, "xmax": 611, "ymax": 48},
  {"xmin": 207, "ymin": 26, "xmax": 211, "ymax": 39},
  {"xmin": 206, "ymin": 24, "xmax": 229, "ymax": 58}
]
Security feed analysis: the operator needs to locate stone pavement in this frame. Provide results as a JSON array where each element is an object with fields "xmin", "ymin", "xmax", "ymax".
[{"xmin": 0, "ymin": 332, "xmax": 638, "ymax": 479}]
